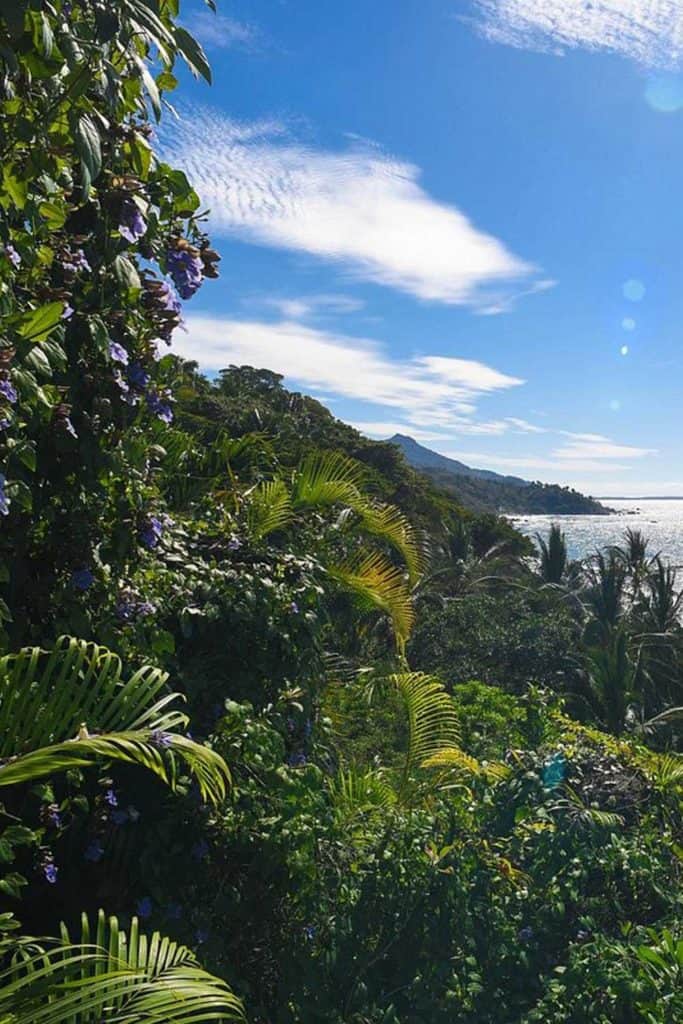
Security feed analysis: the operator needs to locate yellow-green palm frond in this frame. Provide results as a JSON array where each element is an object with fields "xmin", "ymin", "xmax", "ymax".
[
  {"xmin": 327, "ymin": 766, "xmax": 396, "ymax": 823},
  {"xmin": 422, "ymin": 747, "xmax": 511, "ymax": 783},
  {"xmin": 385, "ymin": 672, "xmax": 461, "ymax": 776},
  {"xmin": 639, "ymin": 751, "xmax": 683, "ymax": 789},
  {"xmin": 0, "ymin": 638, "xmax": 230, "ymax": 804},
  {"xmin": 291, "ymin": 451, "xmax": 365, "ymax": 510},
  {"xmin": 1, "ymin": 909, "xmax": 244, "ymax": 1023},
  {"xmin": 245, "ymin": 478, "xmax": 293, "ymax": 539},
  {"xmin": 328, "ymin": 552, "xmax": 414, "ymax": 648},
  {"xmin": 351, "ymin": 500, "xmax": 426, "ymax": 582}
]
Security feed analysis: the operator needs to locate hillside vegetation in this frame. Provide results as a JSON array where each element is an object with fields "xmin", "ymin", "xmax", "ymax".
[{"xmin": 0, "ymin": 6, "xmax": 681, "ymax": 1024}]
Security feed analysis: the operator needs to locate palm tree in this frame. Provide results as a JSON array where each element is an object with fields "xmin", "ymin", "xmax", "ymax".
[
  {"xmin": 535, "ymin": 524, "xmax": 568, "ymax": 585},
  {"xmin": 583, "ymin": 550, "xmax": 627, "ymax": 644},
  {"xmin": 585, "ymin": 628, "xmax": 638, "ymax": 735},
  {"xmin": 244, "ymin": 452, "xmax": 426, "ymax": 651},
  {"xmin": 0, "ymin": 638, "xmax": 241, "ymax": 1022}
]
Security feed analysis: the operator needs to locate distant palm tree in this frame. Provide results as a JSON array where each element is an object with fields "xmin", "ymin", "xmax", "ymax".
[
  {"xmin": 643, "ymin": 557, "xmax": 683, "ymax": 634},
  {"xmin": 535, "ymin": 524, "xmax": 568, "ymax": 584},
  {"xmin": 584, "ymin": 550, "xmax": 627, "ymax": 643},
  {"xmin": 615, "ymin": 527, "xmax": 658, "ymax": 599},
  {"xmin": 585, "ymin": 628, "xmax": 638, "ymax": 735}
]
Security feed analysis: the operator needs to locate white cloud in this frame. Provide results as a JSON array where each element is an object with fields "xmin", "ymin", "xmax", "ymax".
[
  {"xmin": 554, "ymin": 437, "xmax": 657, "ymax": 460},
  {"xmin": 175, "ymin": 314, "xmax": 524, "ymax": 425},
  {"xmin": 262, "ymin": 294, "xmax": 365, "ymax": 319},
  {"xmin": 161, "ymin": 108, "xmax": 545, "ymax": 309},
  {"xmin": 505, "ymin": 416, "xmax": 546, "ymax": 433},
  {"xmin": 470, "ymin": 1, "xmax": 683, "ymax": 67},
  {"xmin": 185, "ymin": 11, "xmax": 257, "ymax": 50}
]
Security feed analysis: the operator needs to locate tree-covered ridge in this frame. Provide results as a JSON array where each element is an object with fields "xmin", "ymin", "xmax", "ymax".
[{"xmin": 0, "ymin": 5, "xmax": 681, "ymax": 1024}]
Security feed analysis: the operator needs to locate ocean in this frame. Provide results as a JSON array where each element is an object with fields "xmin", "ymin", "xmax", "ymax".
[{"xmin": 511, "ymin": 498, "xmax": 683, "ymax": 566}]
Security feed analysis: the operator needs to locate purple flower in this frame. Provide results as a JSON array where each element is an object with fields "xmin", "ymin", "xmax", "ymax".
[
  {"xmin": 71, "ymin": 568, "xmax": 94, "ymax": 591},
  {"xmin": 84, "ymin": 839, "xmax": 104, "ymax": 863},
  {"xmin": 303, "ymin": 924, "xmax": 316, "ymax": 941},
  {"xmin": 136, "ymin": 897, "xmax": 153, "ymax": 919},
  {"xmin": 0, "ymin": 378, "xmax": 17, "ymax": 404},
  {"xmin": 160, "ymin": 279, "xmax": 183, "ymax": 315},
  {"xmin": 109, "ymin": 340, "xmax": 129, "ymax": 365},
  {"xmin": 195, "ymin": 927, "xmax": 209, "ymax": 945},
  {"xmin": 128, "ymin": 362, "xmax": 150, "ymax": 389},
  {"xmin": 167, "ymin": 247, "xmax": 203, "ymax": 300},
  {"xmin": 116, "ymin": 594, "xmax": 156, "ymax": 621},
  {"xmin": 119, "ymin": 199, "xmax": 147, "ymax": 244},
  {"xmin": 112, "ymin": 809, "xmax": 129, "ymax": 826},
  {"xmin": 146, "ymin": 389, "xmax": 173, "ymax": 424},
  {"xmin": 44, "ymin": 804, "xmax": 61, "ymax": 828},
  {"xmin": 140, "ymin": 515, "xmax": 163, "ymax": 549},
  {"xmin": 4, "ymin": 244, "xmax": 20, "ymax": 268},
  {"xmin": 0, "ymin": 417, "xmax": 10, "ymax": 431},
  {"xmin": 62, "ymin": 304, "xmax": 74, "ymax": 320},
  {"xmin": 62, "ymin": 249, "xmax": 91, "ymax": 273},
  {"xmin": 227, "ymin": 536, "xmax": 242, "ymax": 552},
  {"xmin": 289, "ymin": 601, "xmax": 299, "ymax": 614},
  {"xmin": 287, "ymin": 752, "xmax": 307, "ymax": 768},
  {"xmin": 0, "ymin": 475, "xmax": 10, "ymax": 516},
  {"xmin": 149, "ymin": 729, "xmax": 173, "ymax": 750},
  {"xmin": 43, "ymin": 862, "xmax": 58, "ymax": 884},
  {"xmin": 104, "ymin": 789, "xmax": 118, "ymax": 807},
  {"xmin": 518, "ymin": 926, "xmax": 534, "ymax": 942}
]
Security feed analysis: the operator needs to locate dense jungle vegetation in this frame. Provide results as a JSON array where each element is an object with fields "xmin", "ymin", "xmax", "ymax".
[{"xmin": 0, "ymin": 3, "xmax": 681, "ymax": 1022}]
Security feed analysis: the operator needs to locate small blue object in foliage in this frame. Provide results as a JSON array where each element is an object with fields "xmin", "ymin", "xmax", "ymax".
[
  {"xmin": 195, "ymin": 927, "xmax": 209, "ymax": 944},
  {"xmin": 191, "ymin": 840, "xmax": 210, "ymax": 861},
  {"xmin": 71, "ymin": 568, "xmax": 94, "ymax": 591},
  {"xmin": 146, "ymin": 389, "xmax": 174, "ymax": 424},
  {"xmin": 128, "ymin": 362, "xmax": 150, "ymax": 389},
  {"xmin": 542, "ymin": 752, "xmax": 566, "ymax": 790},
  {"xmin": 119, "ymin": 199, "xmax": 147, "ymax": 243},
  {"xmin": 518, "ymin": 926, "xmax": 534, "ymax": 942},
  {"xmin": 287, "ymin": 752, "xmax": 308, "ymax": 768},
  {"xmin": 62, "ymin": 248, "xmax": 91, "ymax": 273},
  {"xmin": 104, "ymin": 788, "xmax": 118, "ymax": 807},
  {"xmin": 303, "ymin": 924, "xmax": 316, "ymax": 941},
  {"xmin": 112, "ymin": 809, "xmax": 128, "ymax": 826},
  {"xmin": 136, "ymin": 897, "xmax": 153, "ymax": 919},
  {"xmin": 109, "ymin": 340, "xmax": 129, "ymax": 365},
  {"xmin": 140, "ymin": 515, "xmax": 164, "ymax": 549},
  {"xmin": 84, "ymin": 839, "xmax": 104, "ymax": 863}
]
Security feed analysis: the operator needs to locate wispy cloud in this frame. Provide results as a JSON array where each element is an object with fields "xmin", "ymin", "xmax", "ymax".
[
  {"xmin": 469, "ymin": 1, "xmax": 683, "ymax": 67},
  {"xmin": 554, "ymin": 435, "xmax": 657, "ymax": 461},
  {"xmin": 261, "ymin": 293, "xmax": 365, "ymax": 319},
  {"xmin": 175, "ymin": 314, "xmax": 524, "ymax": 425},
  {"xmin": 161, "ymin": 108, "xmax": 546, "ymax": 309},
  {"xmin": 505, "ymin": 416, "xmax": 546, "ymax": 433},
  {"xmin": 184, "ymin": 11, "xmax": 258, "ymax": 51}
]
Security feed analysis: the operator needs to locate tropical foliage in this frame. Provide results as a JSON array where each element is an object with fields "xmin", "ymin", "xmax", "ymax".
[{"xmin": 0, "ymin": 3, "xmax": 681, "ymax": 1024}]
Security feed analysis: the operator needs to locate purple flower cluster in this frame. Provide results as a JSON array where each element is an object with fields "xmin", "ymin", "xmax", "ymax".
[
  {"xmin": 62, "ymin": 248, "xmax": 91, "ymax": 274},
  {"xmin": 142, "ymin": 276, "xmax": 183, "ymax": 343},
  {"xmin": 42, "ymin": 853, "xmax": 58, "ymax": 884},
  {"xmin": 146, "ymin": 388, "xmax": 174, "ymax": 424},
  {"xmin": 0, "ymin": 474, "xmax": 10, "ymax": 516},
  {"xmin": 149, "ymin": 729, "xmax": 174, "ymax": 750},
  {"xmin": 287, "ymin": 752, "xmax": 308, "ymax": 768},
  {"xmin": 115, "ymin": 590, "xmax": 156, "ymax": 622},
  {"xmin": 70, "ymin": 568, "xmax": 94, "ymax": 591},
  {"xmin": 140, "ymin": 512, "xmax": 173, "ymax": 550},
  {"xmin": 104, "ymin": 788, "xmax": 118, "ymax": 807},
  {"xmin": 4, "ymin": 244, "xmax": 20, "ymax": 268},
  {"xmin": 517, "ymin": 926, "xmax": 534, "ymax": 942},
  {"xmin": 128, "ymin": 362, "xmax": 150, "ymax": 389},
  {"xmin": 167, "ymin": 246, "xmax": 203, "ymax": 299},
  {"xmin": 42, "ymin": 803, "xmax": 62, "ymax": 829},
  {"xmin": 118, "ymin": 199, "xmax": 147, "ymax": 244},
  {"xmin": 0, "ymin": 378, "xmax": 17, "ymax": 404}
]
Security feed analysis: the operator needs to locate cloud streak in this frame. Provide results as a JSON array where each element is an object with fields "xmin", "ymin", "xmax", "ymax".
[
  {"xmin": 175, "ymin": 314, "xmax": 524, "ymax": 426},
  {"xmin": 470, "ymin": 1, "xmax": 683, "ymax": 67},
  {"xmin": 161, "ymin": 109, "xmax": 545, "ymax": 309}
]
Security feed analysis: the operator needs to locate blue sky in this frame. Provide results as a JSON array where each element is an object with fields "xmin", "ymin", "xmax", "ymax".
[{"xmin": 165, "ymin": 1, "xmax": 683, "ymax": 496}]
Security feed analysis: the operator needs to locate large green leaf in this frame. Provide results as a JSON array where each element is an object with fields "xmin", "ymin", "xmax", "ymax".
[{"xmin": 73, "ymin": 113, "xmax": 102, "ymax": 192}]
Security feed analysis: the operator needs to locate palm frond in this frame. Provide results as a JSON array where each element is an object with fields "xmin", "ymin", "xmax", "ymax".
[
  {"xmin": 245, "ymin": 479, "xmax": 293, "ymax": 539},
  {"xmin": 328, "ymin": 553, "xmax": 414, "ymax": 649},
  {"xmin": 327, "ymin": 767, "xmax": 396, "ymax": 822},
  {"xmin": 291, "ymin": 451, "xmax": 364, "ymax": 510},
  {"xmin": 384, "ymin": 672, "xmax": 461, "ymax": 776},
  {"xmin": 423, "ymin": 747, "xmax": 511, "ymax": 783},
  {"xmin": 351, "ymin": 501, "xmax": 426, "ymax": 582},
  {"xmin": 0, "ymin": 638, "xmax": 230, "ymax": 804},
  {"xmin": 1, "ymin": 909, "xmax": 244, "ymax": 1023}
]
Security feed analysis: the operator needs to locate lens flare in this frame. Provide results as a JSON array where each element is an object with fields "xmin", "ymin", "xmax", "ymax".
[
  {"xmin": 645, "ymin": 75, "xmax": 683, "ymax": 113},
  {"xmin": 623, "ymin": 279, "xmax": 645, "ymax": 302},
  {"xmin": 620, "ymin": 345, "xmax": 629, "ymax": 356},
  {"xmin": 621, "ymin": 317, "xmax": 636, "ymax": 331}
]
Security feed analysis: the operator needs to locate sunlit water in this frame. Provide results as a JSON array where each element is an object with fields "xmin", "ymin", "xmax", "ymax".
[{"xmin": 511, "ymin": 499, "xmax": 683, "ymax": 566}]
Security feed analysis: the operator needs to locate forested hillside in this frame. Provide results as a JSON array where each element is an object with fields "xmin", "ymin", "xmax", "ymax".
[{"xmin": 0, "ymin": 5, "xmax": 681, "ymax": 1024}]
